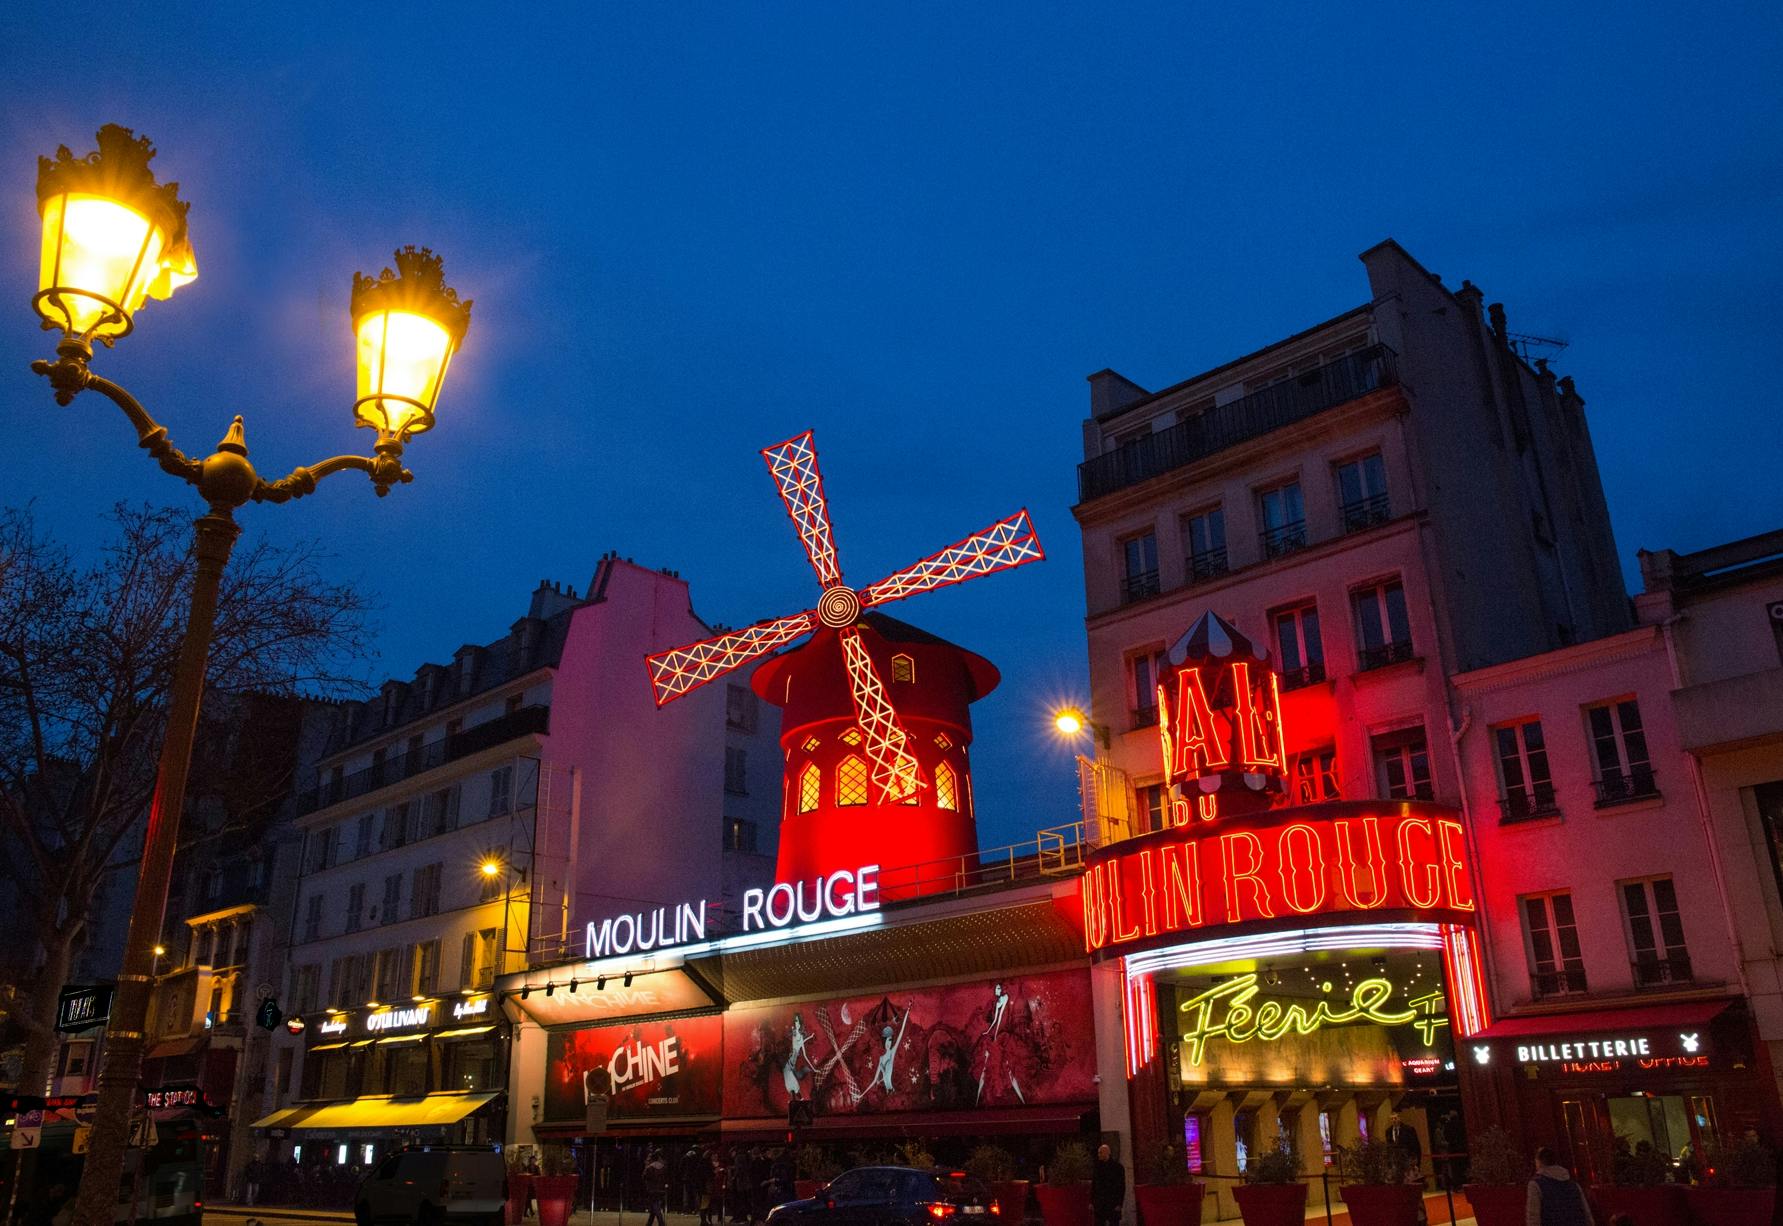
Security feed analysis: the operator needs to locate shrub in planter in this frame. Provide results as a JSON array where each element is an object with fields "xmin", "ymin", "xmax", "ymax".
[
  {"xmin": 1461, "ymin": 1128, "xmax": 1529, "ymax": 1226},
  {"xmin": 1334, "ymin": 1141, "xmax": 1421, "ymax": 1226},
  {"xmin": 965, "ymin": 1147, "xmax": 1029, "ymax": 1222},
  {"xmin": 1683, "ymin": 1136, "xmax": 1776, "ymax": 1226},
  {"xmin": 1035, "ymin": 1143, "xmax": 1093, "ymax": 1226},
  {"xmin": 1134, "ymin": 1139, "xmax": 1205, "ymax": 1226},
  {"xmin": 1592, "ymin": 1143, "xmax": 1686, "ymax": 1226},
  {"xmin": 1230, "ymin": 1142, "xmax": 1305, "ymax": 1226},
  {"xmin": 795, "ymin": 1145, "xmax": 842, "ymax": 1200}
]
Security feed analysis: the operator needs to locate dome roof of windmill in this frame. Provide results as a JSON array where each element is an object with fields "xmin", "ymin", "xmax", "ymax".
[{"xmin": 750, "ymin": 612, "xmax": 1001, "ymax": 717}]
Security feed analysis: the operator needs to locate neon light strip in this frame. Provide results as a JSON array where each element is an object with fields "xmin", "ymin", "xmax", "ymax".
[
  {"xmin": 562, "ymin": 910, "xmax": 891, "ymax": 983},
  {"xmin": 1440, "ymin": 922, "xmax": 1489, "ymax": 1037},
  {"xmin": 1121, "ymin": 964, "xmax": 1157, "ymax": 1078},
  {"xmin": 1123, "ymin": 922, "xmax": 1446, "ymax": 981}
]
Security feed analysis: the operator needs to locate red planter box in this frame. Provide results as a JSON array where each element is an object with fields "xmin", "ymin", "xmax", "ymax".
[
  {"xmin": 1462, "ymin": 1183, "xmax": 1525, "ymax": 1226},
  {"xmin": 992, "ymin": 1180, "xmax": 1032, "ymax": 1220},
  {"xmin": 1338, "ymin": 1184, "xmax": 1421, "ymax": 1226},
  {"xmin": 1682, "ymin": 1185, "xmax": 1775, "ymax": 1226},
  {"xmin": 505, "ymin": 1173, "xmax": 534, "ymax": 1225},
  {"xmin": 1230, "ymin": 1182, "xmax": 1307, "ymax": 1226},
  {"xmin": 533, "ymin": 1175, "xmax": 580, "ymax": 1226},
  {"xmin": 1034, "ymin": 1184, "xmax": 1092, "ymax": 1226},
  {"xmin": 1589, "ymin": 1184, "xmax": 1688, "ymax": 1226},
  {"xmin": 1134, "ymin": 1182, "xmax": 1206, "ymax": 1226}
]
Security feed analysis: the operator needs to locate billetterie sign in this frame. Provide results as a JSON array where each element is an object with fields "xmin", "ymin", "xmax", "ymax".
[
  {"xmin": 586, "ymin": 864, "xmax": 881, "ymax": 959},
  {"xmin": 1082, "ymin": 802, "xmax": 1474, "ymax": 956}
]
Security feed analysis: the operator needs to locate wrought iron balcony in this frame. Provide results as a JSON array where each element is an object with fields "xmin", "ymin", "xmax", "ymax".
[
  {"xmin": 1131, "ymin": 705, "xmax": 1159, "ymax": 730},
  {"xmin": 1632, "ymin": 953, "xmax": 1693, "ymax": 989},
  {"xmin": 297, "ymin": 703, "xmax": 551, "ymax": 815},
  {"xmin": 1119, "ymin": 567, "xmax": 1162, "ymax": 605},
  {"xmin": 1261, "ymin": 521, "xmax": 1308, "ymax": 559},
  {"xmin": 1358, "ymin": 640, "xmax": 1417, "ymax": 671},
  {"xmin": 1186, "ymin": 548, "xmax": 1229, "ymax": 583},
  {"xmin": 1499, "ymin": 784, "xmax": 1561, "ymax": 823},
  {"xmin": 1279, "ymin": 661, "xmax": 1327, "ymax": 691},
  {"xmin": 1340, "ymin": 492, "xmax": 1392, "ymax": 533},
  {"xmin": 1078, "ymin": 344, "xmax": 1400, "ymax": 502},
  {"xmin": 1531, "ymin": 967, "xmax": 1589, "ymax": 999},
  {"xmin": 1593, "ymin": 768, "xmax": 1660, "ymax": 808}
]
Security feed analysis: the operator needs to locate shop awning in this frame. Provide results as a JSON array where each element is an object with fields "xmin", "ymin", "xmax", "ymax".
[
  {"xmin": 1472, "ymin": 998, "xmax": 1733, "ymax": 1039},
  {"xmin": 434, "ymin": 1025, "xmax": 496, "ymax": 1039},
  {"xmin": 250, "ymin": 1091, "xmax": 499, "ymax": 1131},
  {"xmin": 145, "ymin": 1037, "xmax": 205, "ymax": 1060}
]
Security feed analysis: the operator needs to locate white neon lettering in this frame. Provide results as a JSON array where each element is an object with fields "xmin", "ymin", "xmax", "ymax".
[
  {"xmin": 680, "ymin": 900, "xmax": 706, "ymax": 942},
  {"xmin": 857, "ymin": 865, "xmax": 881, "ymax": 912},
  {"xmin": 824, "ymin": 870, "xmax": 855, "ymax": 915},
  {"xmin": 366, "ymin": 1005, "xmax": 430, "ymax": 1031},
  {"xmin": 742, "ymin": 889, "xmax": 765, "ymax": 931},
  {"xmin": 766, "ymin": 883, "xmax": 796, "ymax": 927},
  {"xmin": 611, "ymin": 913, "xmax": 635, "ymax": 955},
  {"xmin": 796, "ymin": 878, "xmax": 824, "ymax": 923}
]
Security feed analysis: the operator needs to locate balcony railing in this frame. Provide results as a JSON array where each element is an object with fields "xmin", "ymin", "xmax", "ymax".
[
  {"xmin": 1358, "ymin": 640, "xmax": 1417, "ymax": 671},
  {"xmin": 1593, "ymin": 768, "xmax": 1660, "ymax": 808},
  {"xmin": 297, "ymin": 704, "xmax": 551, "ymax": 815},
  {"xmin": 1131, "ymin": 705, "xmax": 1159, "ymax": 730},
  {"xmin": 1499, "ymin": 785, "xmax": 1561, "ymax": 823},
  {"xmin": 1632, "ymin": 952, "xmax": 1693, "ymax": 989},
  {"xmin": 1340, "ymin": 492, "xmax": 1392, "ymax": 533},
  {"xmin": 1119, "ymin": 568, "xmax": 1162, "ymax": 605},
  {"xmin": 1186, "ymin": 548, "xmax": 1229, "ymax": 583},
  {"xmin": 1279, "ymin": 661, "xmax": 1327, "ymax": 691},
  {"xmin": 1078, "ymin": 344, "xmax": 1400, "ymax": 502},
  {"xmin": 1531, "ymin": 967, "xmax": 1589, "ymax": 999},
  {"xmin": 1261, "ymin": 521, "xmax": 1308, "ymax": 559}
]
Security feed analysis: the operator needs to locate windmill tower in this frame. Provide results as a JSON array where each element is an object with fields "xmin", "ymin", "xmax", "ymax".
[{"xmin": 646, "ymin": 431, "xmax": 1042, "ymax": 894}]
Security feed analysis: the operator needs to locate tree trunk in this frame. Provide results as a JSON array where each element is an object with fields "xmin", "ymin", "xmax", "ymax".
[{"xmin": 17, "ymin": 924, "xmax": 79, "ymax": 1095}]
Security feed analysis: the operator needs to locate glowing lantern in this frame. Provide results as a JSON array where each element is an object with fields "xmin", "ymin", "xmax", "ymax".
[
  {"xmin": 1156, "ymin": 611, "xmax": 1287, "ymax": 822},
  {"xmin": 350, "ymin": 245, "xmax": 473, "ymax": 440},
  {"xmin": 33, "ymin": 125, "xmax": 197, "ymax": 343}
]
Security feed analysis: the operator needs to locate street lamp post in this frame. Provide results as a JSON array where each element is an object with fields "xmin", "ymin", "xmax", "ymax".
[
  {"xmin": 29, "ymin": 126, "xmax": 473, "ymax": 1226},
  {"xmin": 1052, "ymin": 705, "xmax": 1135, "ymax": 846}
]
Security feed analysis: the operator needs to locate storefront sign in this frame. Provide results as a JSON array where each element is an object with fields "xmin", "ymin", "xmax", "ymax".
[
  {"xmin": 317, "ymin": 1017, "xmax": 348, "ymax": 1035},
  {"xmin": 582, "ymin": 864, "xmax": 882, "ymax": 959},
  {"xmin": 143, "ymin": 1086, "xmax": 206, "ymax": 1110},
  {"xmin": 1177, "ymin": 973, "xmax": 1448, "ymax": 1066},
  {"xmin": 1081, "ymin": 803, "xmax": 1475, "ymax": 957},
  {"xmin": 1470, "ymin": 1028, "xmax": 1713, "ymax": 1073},
  {"xmin": 56, "ymin": 985, "xmax": 113, "ymax": 1032},
  {"xmin": 453, "ymin": 996, "xmax": 491, "ymax": 1019},
  {"xmin": 544, "ymin": 1014, "xmax": 723, "ymax": 1123},
  {"xmin": 366, "ymin": 1004, "xmax": 432, "ymax": 1032}
]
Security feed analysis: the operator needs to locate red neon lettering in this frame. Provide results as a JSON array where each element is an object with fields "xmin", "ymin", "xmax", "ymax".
[
  {"xmin": 1333, "ymin": 818, "xmax": 1389, "ymax": 909},
  {"xmin": 1138, "ymin": 848, "xmax": 1159, "ymax": 937},
  {"xmin": 1154, "ymin": 683, "xmax": 1175, "ymax": 787},
  {"xmin": 1082, "ymin": 862, "xmax": 1109, "ymax": 951},
  {"xmin": 1219, "ymin": 831, "xmax": 1275, "ymax": 921},
  {"xmin": 1170, "ymin": 793, "xmax": 1194, "ymax": 827},
  {"xmin": 1168, "ymin": 667, "xmax": 1228, "ymax": 780},
  {"xmin": 1276, "ymin": 823, "xmax": 1328, "ymax": 914},
  {"xmin": 1159, "ymin": 841, "xmax": 1205, "ymax": 930},
  {"xmin": 1436, "ymin": 819, "xmax": 1475, "ymax": 911},
  {"xmin": 1109, "ymin": 854, "xmax": 1143, "ymax": 944},
  {"xmin": 1196, "ymin": 794, "xmax": 1218, "ymax": 823},
  {"xmin": 1231, "ymin": 662, "xmax": 1287, "ymax": 772},
  {"xmin": 1396, "ymin": 817, "xmax": 1441, "ymax": 908}
]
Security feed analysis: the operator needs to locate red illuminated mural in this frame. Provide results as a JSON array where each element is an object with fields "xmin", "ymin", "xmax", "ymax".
[
  {"xmin": 544, "ymin": 1013, "xmax": 723, "ymax": 1123},
  {"xmin": 723, "ymin": 969, "xmax": 1096, "ymax": 1119},
  {"xmin": 1082, "ymin": 802, "xmax": 1477, "ymax": 956}
]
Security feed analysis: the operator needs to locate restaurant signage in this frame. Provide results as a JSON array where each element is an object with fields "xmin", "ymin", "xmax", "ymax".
[
  {"xmin": 56, "ymin": 985, "xmax": 114, "ymax": 1032},
  {"xmin": 366, "ymin": 1004, "xmax": 432, "ymax": 1032}
]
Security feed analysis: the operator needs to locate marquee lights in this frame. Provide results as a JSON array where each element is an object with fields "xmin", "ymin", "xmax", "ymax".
[
  {"xmin": 1177, "ymin": 972, "xmax": 1449, "ymax": 1066},
  {"xmin": 1122, "ymin": 922, "xmax": 1448, "ymax": 980}
]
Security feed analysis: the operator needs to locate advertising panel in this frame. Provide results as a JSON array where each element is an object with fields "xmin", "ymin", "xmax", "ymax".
[
  {"xmin": 544, "ymin": 1013, "xmax": 723, "ymax": 1124},
  {"xmin": 723, "ymin": 968, "xmax": 1095, "ymax": 1119}
]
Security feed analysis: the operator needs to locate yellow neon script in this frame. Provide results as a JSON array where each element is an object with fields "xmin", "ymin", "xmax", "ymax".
[{"xmin": 1177, "ymin": 973, "xmax": 1440, "ymax": 1066}]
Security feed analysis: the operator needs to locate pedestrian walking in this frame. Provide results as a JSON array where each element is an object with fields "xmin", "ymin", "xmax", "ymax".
[
  {"xmin": 243, "ymin": 1156, "xmax": 266, "ymax": 1206},
  {"xmin": 644, "ymin": 1147, "xmax": 670, "ymax": 1226},
  {"xmin": 1525, "ymin": 1146, "xmax": 1593, "ymax": 1226},
  {"xmin": 1090, "ymin": 1144, "xmax": 1125, "ymax": 1226}
]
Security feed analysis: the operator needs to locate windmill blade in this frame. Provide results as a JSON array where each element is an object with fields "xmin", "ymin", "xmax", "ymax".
[
  {"xmin": 859, "ymin": 509, "xmax": 1043, "ymax": 608},
  {"xmin": 646, "ymin": 610, "xmax": 818, "ymax": 705},
  {"xmin": 837, "ymin": 624, "xmax": 923, "ymax": 803},
  {"xmin": 762, "ymin": 430, "xmax": 843, "ymax": 588}
]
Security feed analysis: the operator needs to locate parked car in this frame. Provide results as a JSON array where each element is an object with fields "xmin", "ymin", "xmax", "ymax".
[
  {"xmin": 354, "ymin": 1145, "xmax": 506, "ymax": 1226},
  {"xmin": 767, "ymin": 1166, "xmax": 999, "ymax": 1226}
]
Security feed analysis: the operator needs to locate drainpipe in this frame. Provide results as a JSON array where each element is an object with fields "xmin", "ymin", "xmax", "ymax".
[{"xmin": 1443, "ymin": 701, "xmax": 1503, "ymax": 1020}]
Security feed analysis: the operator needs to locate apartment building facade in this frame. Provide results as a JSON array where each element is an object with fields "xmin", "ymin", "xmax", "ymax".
[{"xmin": 251, "ymin": 558, "xmax": 779, "ymax": 1177}]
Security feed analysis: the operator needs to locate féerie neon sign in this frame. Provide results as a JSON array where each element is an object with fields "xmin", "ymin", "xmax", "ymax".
[{"xmin": 1178, "ymin": 973, "xmax": 1449, "ymax": 1065}]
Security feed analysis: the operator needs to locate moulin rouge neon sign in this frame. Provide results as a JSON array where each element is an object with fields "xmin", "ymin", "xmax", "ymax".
[{"xmin": 1177, "ymin": 973, "xmax": 1449, "ymax": 1065}]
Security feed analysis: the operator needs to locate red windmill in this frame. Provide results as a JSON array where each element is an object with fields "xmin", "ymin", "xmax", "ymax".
[{"xmin": 646, "ymin": 430, "xmax": 1043, "ymax": 807}]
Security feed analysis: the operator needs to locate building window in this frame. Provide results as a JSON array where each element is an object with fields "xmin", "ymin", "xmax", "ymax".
[
  {"xmin": 505, "ymin": 693, "xmax": 523, "ymax": 715},
  {"xmin": 293, "ymin": 964, "xmax": 320, "ymax": 1013},
  {"xmin": 412, "ymin": 939, "xmax": 441, "ymax": 995},
  {"xmin": 1622, "ymin": 876, "xmax": 1691, "ymax": 988},
  {"xmin": 356, "ymin": 813, "xmax": 376, "ymax": 859},
  {"xmin": 935, "ymin": 763, "xmax": 959, "ymax": 812},
  {"xmin": 1183, "ymin": 507, "xmax": 1228, "ymax": 582},
  {"xmin": 327, "ymin": 955, "xmax": 352, "ymax": 1007},
  {"xmin": 1353, "ymin": 579, "xmax": 1414, "ymax": 669},
  {"xmin": 459, "ymin": 928, "xmax": 498, "ymax": 989},
  {"xmin": 934, "ymin": 733, "xmax": 952, "ymax": 750},
  {"xmin": 1522, "ymin": 891, "xmax": 1587, "ymax": 998},
  {"xmin": 1756, "ymin": 782, "xmax": 1783, "ymax": 913},
  {"xmin": 346, "ymin": 883, "xmax": 365, "ymax": 933},
  {"xmin": 1372, "ymin": 728, "xmax": 1432, "ymax": 801},
  {"xmin": 836, "ymin": 756, "xmax": 869, "ymax": 806},
  {"xmin": 1135, "ymin": 783, "xmax": 1166, "ymax": 832},
  {"xmin": 1495, "ymin": 719, "xmax": 1557, "ymax": 822},
  {"xmin": 726, "ymin": 683, "xmax": 759, "ymax": 729},
  {"xmin": 797, "ymin": 764, "xmax": 822, "ymax": 814},
  {"xmin": 410, "ymin": 863, "xmax": 442, "ymax": 919},
  {"xmin": 1120, "ymin": 532, "xmax": 1161, "ymax": 604},
  {"xmin": 488, "ymin": 767, "xmax": 512, "ymax": 818},
  {"xmin": 1587, "ymin": 699, "xmax": 1658, "ymax": 805},
  {"xmin": 840, "ymin": 727, "xmax": 863, "ymax": 747},
  {"xmin": 380, "ymin": 873, "xmax": 401, "ymax": 925},
  {"xmin": 1258, "ymin": 481, "xmax": 1306, "ymax": 558},
  {"xmin": 1335, "ymin": 452, "xmax": 1390, "ymax": 532},
  {"xmin": 890, "ymin": 654, "xmax": 915, "ymax": 684},
  {"xmin": 381, "ymin": 803, "xmax": 410, "ymax": 851},
  {"xmin": 724, "ymin": 818, "xmax": 758, "ymax": 853},
  {"xmin": 246, "ymin": 856, "xmax": 266, "ymax": 889},
  {"xmin": 1272, "ymin": 603, "xmax": 1325, "ymax": 690},
  {"xmin": 446, "ymin": 1039, "xmax": 498, "ymax": 1092},
  {"xmin": 724, "ymin": 747, "xmax": 749, "ymax": 795},
  {"xmin": 1290, "ymin": 748, "xmax": 1341, "ymax": 803},
  {"xmin": 374, "ymin": 948, "xmax": 403, "ymax": 1003},
  {"xmin": 1128, "ymin": 650, "xmax": 1166, "ymax": 727},
  {"xmin": 302, "ymin": 894, "xmax": 323, "ymax": 943}
]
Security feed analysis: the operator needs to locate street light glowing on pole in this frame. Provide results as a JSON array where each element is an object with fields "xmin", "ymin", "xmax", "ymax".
[{"xmin": 1053, "ymin": 707, "xmax": 1087, "ymax": 738}]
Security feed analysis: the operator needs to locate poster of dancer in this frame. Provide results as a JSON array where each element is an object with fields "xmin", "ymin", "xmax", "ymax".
[
  {"xmin": 544, "ymin": 1013, "xmax": 723, "ymax": 1123},
  {"xmin": 723, "ymin": 969, "xmax": 1094, "ymax": 1119}
]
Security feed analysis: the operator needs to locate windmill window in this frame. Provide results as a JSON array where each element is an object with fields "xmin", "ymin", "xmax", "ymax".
[
  {"xmin": 801, "ymin": 736, "xmax": 821, "ymax": 753},
  {"xmin": 798, "ymin": 764, "xmax": 822, "ymax": 813},
  {"xmin": 836, "ymin": 756, "xmax": 869, "ymax": 806},
  {"xmin": 891, "ymin": 654, "xmax": 915, "ymax": 683},
  {"xmin": 841, "ymin": 727, "xmax": 863, "ymax": 747},
  {"xmin": 934, "ymin": 733, "xmax": 952, "ymax": 750},
  {"xmin": 935, "ymin": 763, "xmax": 959, "ymax": 811}
]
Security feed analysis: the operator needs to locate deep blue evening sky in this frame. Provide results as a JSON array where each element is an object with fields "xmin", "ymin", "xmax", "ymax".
[{"xmin": 3, "ymin": 5, "xmax": 1780, "ymax": 849}]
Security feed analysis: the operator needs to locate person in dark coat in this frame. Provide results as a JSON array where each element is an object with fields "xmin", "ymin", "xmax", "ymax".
[
  {"xmin": 1386, "ymin": 1113, "xmax": 1422, "ymax": 1168},
  {"xmin": 1526, "ymin": 1146, "xmax": 1593, "ymax": 1225},
  {"xmin": 643, "ymin": 1148, "xmax": 670, "ymax": 1226},
  {"xmin": 1090, "ymin": 1144, "xmax": 1125, "ymax": 1226}
]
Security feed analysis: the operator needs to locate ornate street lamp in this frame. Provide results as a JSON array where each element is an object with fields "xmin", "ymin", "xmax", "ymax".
[{"xmin": 32, "ymin": 125, "xmax": 473, "ymax": 1226}]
